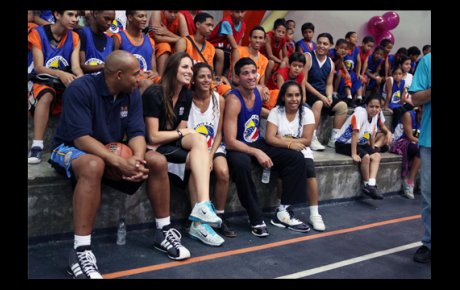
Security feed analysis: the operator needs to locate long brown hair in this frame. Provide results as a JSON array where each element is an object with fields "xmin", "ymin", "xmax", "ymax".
[
  {"xmin": 161, "ymin": 52, "xmax": 193, "ymax": 129},
  {"xmin": 191, "ymin": 62, "xmax": 219, "ymax": 122}
]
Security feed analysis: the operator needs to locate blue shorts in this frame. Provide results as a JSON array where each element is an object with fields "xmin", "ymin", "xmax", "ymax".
[
  {"xmin": 49, "ymin": 143, "xmax": 145, "ymax": 195},
  {"xmin": 49, "ymin": 144, "xmax": 86, "ymax": 178}
]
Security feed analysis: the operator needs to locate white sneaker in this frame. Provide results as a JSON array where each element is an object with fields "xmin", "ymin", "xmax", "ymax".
[
  {"xmin": 189, "ymin": 223, "xmax": 224, "ymax": 246},
  {"xmin": 309, "ymin": 214, "xmax": 326, "ymax": 231},
  {"xmin": 189, "ymin": 201, "xmax": 222, "ymax": 226},
  {"xmin": 402, "ymin": 179, "xmax": 415, "ymax": 199},
  {"xmin": 271, "ymin": 209, "xmax": 310, "ymax": 232},
  {"xmin": 310, "ymin": 136, "xmax": 325, "ymax": 151},
  {"xmin": 327, "ymin": 137, "xmax": 336, "ymax": 148}
]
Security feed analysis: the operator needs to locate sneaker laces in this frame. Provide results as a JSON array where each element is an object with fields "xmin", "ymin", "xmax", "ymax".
[
  {"xmin": 76, "ymin": 250, "xmax": 99, "ymax": 276},
  {"xmin": 164, "ymin": 228, "xmax": 183, "ymax": 249},
  {"xmin": 286, "ymin": 210, "xmax": 303, "ymax": 224}
]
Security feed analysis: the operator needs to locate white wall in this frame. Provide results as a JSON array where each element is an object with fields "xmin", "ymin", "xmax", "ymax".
[{"xmin": 286, "ymin": 10, "xmax": 431, "ymax": 51}]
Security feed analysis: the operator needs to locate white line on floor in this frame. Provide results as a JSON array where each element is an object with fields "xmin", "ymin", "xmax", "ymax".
[{"xmin": 276, "ymin": 241, "xmax": 422, "ymax": 279}]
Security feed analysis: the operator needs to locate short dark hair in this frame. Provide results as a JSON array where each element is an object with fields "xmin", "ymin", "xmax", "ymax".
[
  {"xmin": 234, "ymin": 57, "xmax": 256, "ymax": 76},
  {"xmin": 194, "ymin": 12, "xmax": 213, "ymax": 25},
  {"xmin": 301, "ymin": 22, "xmax": 314, "ymax": 32}
]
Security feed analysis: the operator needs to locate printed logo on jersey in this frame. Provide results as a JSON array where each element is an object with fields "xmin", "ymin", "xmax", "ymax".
[
  {"xmin": 243, "ymin": 115, "xmax": 260, "ymax": 143},
  {"xmin": 120, "ymin": 105, "xmax": 128, "ymax": 118},
  {"xmin": 109, "ymin": 19, "xmax": 124, "ymax": 34},
  {"xmin": 344, "ymin": 59, "xmax": 354, "ymax": 71},
  {"xmin": 85, "ymin": 58, "xmax": 104, "ymax": 75},
  {"xmin": 358, "ymin": 131, "xmax": 371, "ymax": 144},
  {"xmin": 194, "ymin": 122, "xmax": 215, "ymax": 148},
  {"xmin": 134, "ymin": 54, "xmax": 148, "ymax": 71},
  {"xmin": 85, "ymin": 58, "xmax": 104, "ymax": 66},
  {"xmin": 45, "ymin": 56, "xmax": 69, "ymax": 70},
  {"xmin": 391, "ymin": 90, "xmax": 401, "ymax": 104}
]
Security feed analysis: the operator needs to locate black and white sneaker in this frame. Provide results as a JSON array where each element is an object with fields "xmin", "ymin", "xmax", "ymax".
[
  {"xmin": 28, "ymin": 146, "xmax": 43, "ymax": 164},
  {"xmin": 362, "ymin": 184, "xmax": 384, "ymax": 200},
  {"xmin": 153, "ymin": 225, "xmax": 191, "ymax": 260},
  {"xmin": 251, "ymin": 221, "xmax": 269, "ymax": 237},
  {"xmin": 67, "ymin": 246, "xmax": 103, "ymax": 279},
  {"xmin": 271, "ymin": 208, "xmax": 310, "ymax": 233}
]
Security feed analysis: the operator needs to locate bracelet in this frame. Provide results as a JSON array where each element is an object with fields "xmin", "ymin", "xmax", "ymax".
[
  {"xmin": 288, "ymin": 141, "xmax": 293, "ymax": 149},
  {"xmin": 176, "ymin": 129, "xmax": 184, "ymax": 138}
]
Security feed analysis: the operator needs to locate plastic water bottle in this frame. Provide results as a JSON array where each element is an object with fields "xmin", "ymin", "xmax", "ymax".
[
  {"xmin": 116, "ymin": 218, "xmax": 127, "ymax": 245},
  {"xmin": 261, "ymin": 168, "xmax": 271, "ymax": 184}
]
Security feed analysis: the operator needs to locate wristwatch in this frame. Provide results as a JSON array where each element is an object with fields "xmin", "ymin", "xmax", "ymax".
[{"xmin": 176, "ymin": 128, "xmax": 184, "ymax": 138}]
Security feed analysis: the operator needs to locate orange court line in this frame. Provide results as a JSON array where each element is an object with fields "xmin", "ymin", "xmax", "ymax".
[{"xmin": 103, "ymin": 214, "xmax": 421, "ymax": 279}]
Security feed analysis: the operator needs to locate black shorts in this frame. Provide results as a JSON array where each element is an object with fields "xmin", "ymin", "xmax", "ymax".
[
  {"xmin": 305, "ymin": 158, "xmax": 316, "ymax": 178},
  {"xmin": 306, "ymin": 94, "xmax": 344, "ymax": 116},
  {"xmin": 156, "ymin": 140, "xmax": 189, "ymax": 163},
  {"xmin": 335, "ymin": 142, "xmax": 376, "ymax": 158}
]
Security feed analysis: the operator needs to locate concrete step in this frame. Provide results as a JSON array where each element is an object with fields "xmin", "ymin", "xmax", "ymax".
[{"xmin": 28, "ymin": 148, "xmax": 401, "ymax": 240}]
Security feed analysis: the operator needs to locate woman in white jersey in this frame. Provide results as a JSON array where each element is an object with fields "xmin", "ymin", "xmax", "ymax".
[
  {"xmin": 265, "ymin": 81, "xmax": 326, "ymax": 231},
  {"xmin": 187, "ymin": 62, "xmax": 236, "ymax": 244}
]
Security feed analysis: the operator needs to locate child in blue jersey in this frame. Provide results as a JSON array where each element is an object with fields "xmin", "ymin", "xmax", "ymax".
[
  {"xmin": 78, "ymin": 11, "xmax": 115, "ymax": 75},
  {"xmin": 113, "ymin": 11, "xmax": 159, "ymax": 95},
  {"xmin": 366, "ymin": 46, "xmax": 385, "ymax": 94},
  {"xmin": 28, "ymin": 10, "xmax": 84, "ymax": 164},
  {"xmin": 330, "ymin": 38, "xmax": 349, "ymax": 100},
  {"xmin": 380, "ymin": 39, "xmax": 394, "ymax": 78},
  {"xmin": 343, "ymin": 31, "xmax": 364, "ymax": 106},
  {"xmin": 335, "ymin": 95, "xmax": 384, "ymax": 200},
  {"xmin": 383, "ymin": 65, "xmax": 405, "ymax": 114},
  {"xmin": 296, "ymin": 22, "xmax": 316, "ymax": 54}
]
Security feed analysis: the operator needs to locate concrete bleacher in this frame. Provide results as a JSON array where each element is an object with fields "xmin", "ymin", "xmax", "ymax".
[{"xmin": 28, "ymin": 109, "xmax": 403, "ymax": 240}]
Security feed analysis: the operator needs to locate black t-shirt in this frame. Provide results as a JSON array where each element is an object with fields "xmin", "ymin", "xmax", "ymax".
[{"xmin": 142, "ymin": 85, "xmax": 192, "ymax": 131}]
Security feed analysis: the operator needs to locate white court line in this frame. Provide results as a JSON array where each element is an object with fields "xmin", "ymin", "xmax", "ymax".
[{"xmin": 276, "ymin": 241, "xmax": 422, "ymax": 279}]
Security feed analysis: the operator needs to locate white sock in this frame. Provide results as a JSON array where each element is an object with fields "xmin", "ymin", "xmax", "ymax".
[
  {"xmin": 356, "ymin": 95, "xmax": 363, "ymax": 100},
  {"xmin": 313, "ymin": 130, "xmax": 318, "ymax": 138},
  {"xmin": 368, "ymin": 178, "xmax": 376, "ymax": 186},
  {"xmin": 278, "ymin": 204, "xmax": 289, "ymax": 211},
  {"xmin": 216, "ymin": 209, "xmax": 224, "ymax": 214},
  {"xmin": 155, "ymin": 216, "xmax": 170, "ymax": 229},
  {"xmin": 331, "ymin": 128, "xmax": 339, "ymax": 139},
  {"xmin": 363, "ymin": 180, "xmax": 369, "ymax": 186},
  {"xmin": 310, "ymin": 205, "xmax": 319, "ymax": 216},
  {"xmin": 347, "ymin": 95, "xmax": 353, "ymax": 100},
  {"xmin": 74, "ymin": 234, "xmax": 91, "ymax": 250},
  {"xmin": 32, "ymin": 140, "xmax": 44, "ymax": 149}
]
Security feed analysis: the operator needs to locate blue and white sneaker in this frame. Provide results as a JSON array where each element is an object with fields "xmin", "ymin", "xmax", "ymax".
[
  {"xmin": 271, "ymin": 208, "xmax": 310, "ymax": 233},
  {"xmin": 189, "ymin": 222, "xmax": 224, "ymax": 246},
  {"xmin": 189, "ymin": 201, "xmax": 222, "ymax": 226},
  {"xmin": 28, "ymin": 146, "xmax": 43, "ymax": 164}
]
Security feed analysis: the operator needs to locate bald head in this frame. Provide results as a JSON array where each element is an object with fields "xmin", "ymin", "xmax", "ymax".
[{"xmin": 104, "ymin": 50, "xmax": 138, "ymax": 75}]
